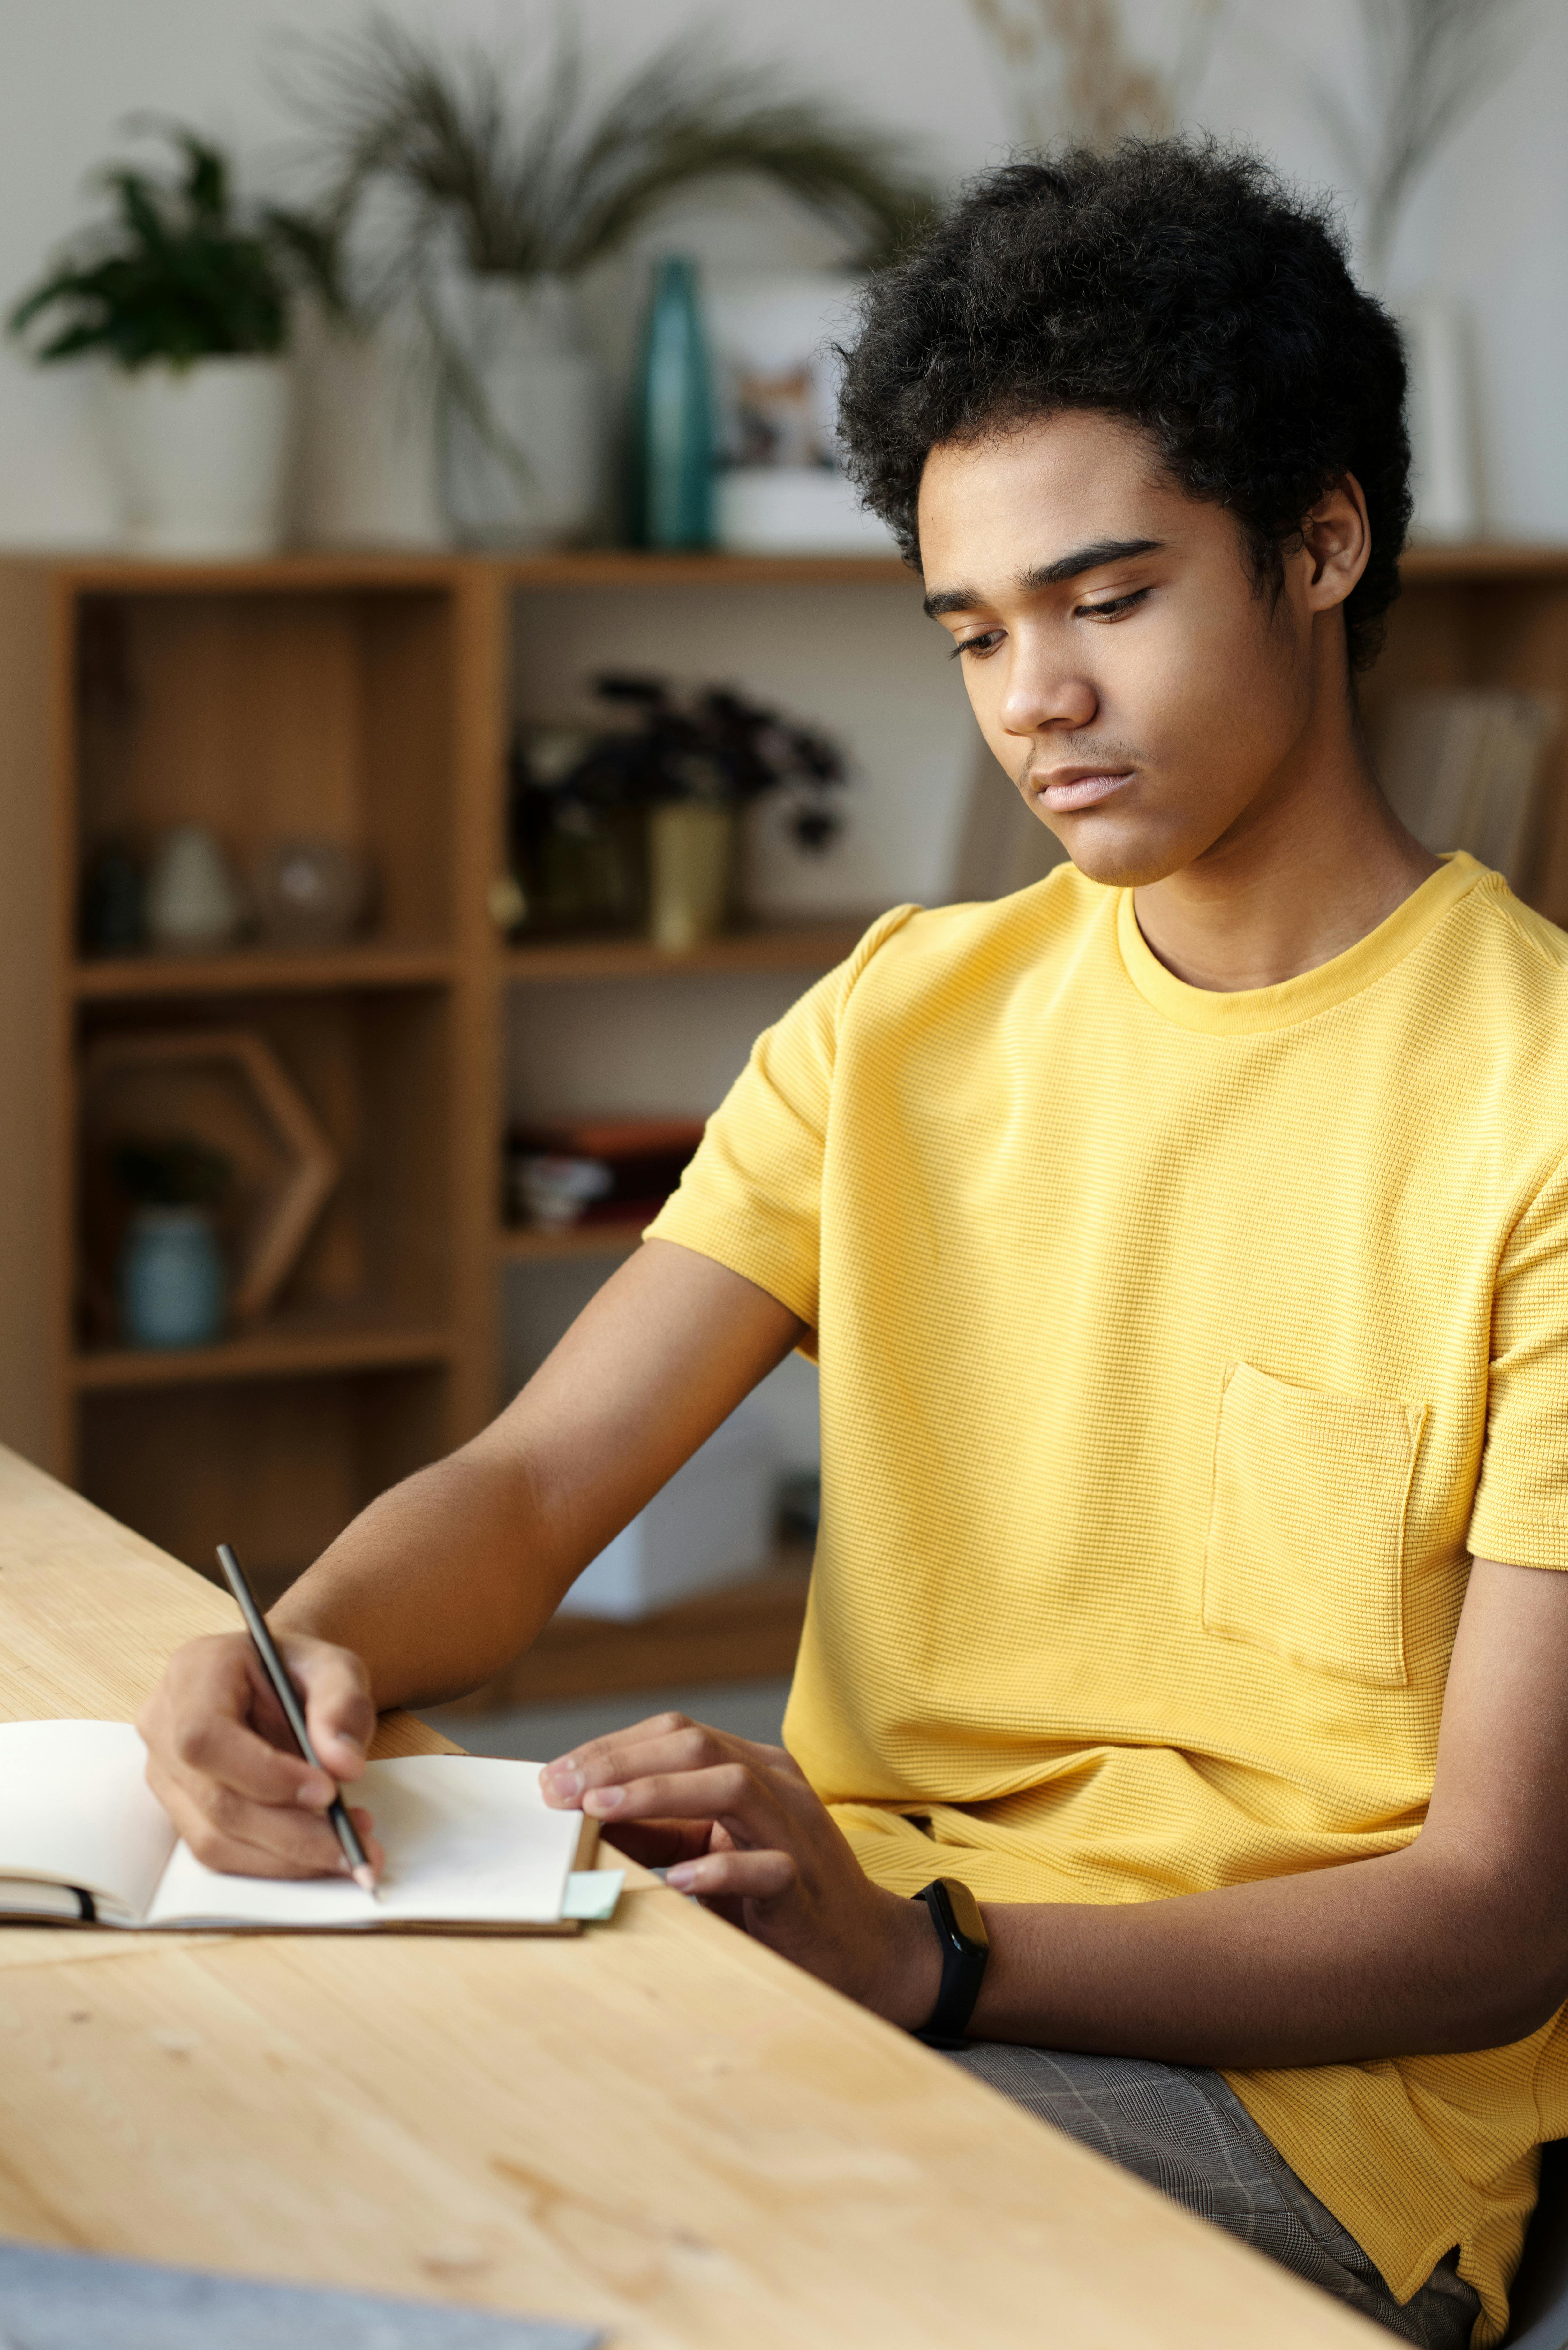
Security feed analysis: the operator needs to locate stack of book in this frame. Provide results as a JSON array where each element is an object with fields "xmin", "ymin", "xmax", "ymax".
[
  {"xmin": 504, "ymin": 1115, "xmax": 706, "ymax": 1232},
  {"xmin": 1375, "ymin": 690, "xmax": 1559, "ymax": 890}
]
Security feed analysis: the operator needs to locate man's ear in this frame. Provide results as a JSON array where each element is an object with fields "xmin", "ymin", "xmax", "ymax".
[{"xmin": 1300, "ymin": 473, "xmax": 1372, "ymax": 613}]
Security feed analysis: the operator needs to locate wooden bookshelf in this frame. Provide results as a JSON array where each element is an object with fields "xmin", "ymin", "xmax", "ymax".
[
  {"xmin": 72, "ymin": 944, "xmax": 456, "ymax": 998},
  {"xmin": 1, "ymin": 543, "xmax": 1563, "ymax": 1696},
  {"xmin": 499, "ymin": 919, "xmax": 870, "ymax": 984},
  {"xmin": 496, "ymin": 1221, "xmax": 645, "ymax": 1264},
  {"xmin": 0, "ymin": 548, "xmax": 900, "ymax": 1656},
  {"xmin": 71, "ymin": 1311, "xmax": 455, "ymax": 1392}
]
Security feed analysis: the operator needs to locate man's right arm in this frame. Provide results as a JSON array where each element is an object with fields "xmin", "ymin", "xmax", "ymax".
[{"xmin": 136, "ymin": 1239, "xmax": 803, "ymax": 1879}]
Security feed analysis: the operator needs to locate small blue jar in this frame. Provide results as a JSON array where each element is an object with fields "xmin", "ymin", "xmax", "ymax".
[{"xmin": 117, "ymin": 1209, "xmax": 226, "ymax": 1349}]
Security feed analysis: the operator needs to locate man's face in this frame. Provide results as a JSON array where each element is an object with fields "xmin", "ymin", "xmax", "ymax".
[{"xmin": 918, "ymin": 411, "xmax": 1321, "ymax": 889}]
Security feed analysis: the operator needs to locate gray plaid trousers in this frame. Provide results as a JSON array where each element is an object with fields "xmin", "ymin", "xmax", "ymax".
[{"xmin": 945, "ymin": 2044, "xmax": 1481, "ymax": 2348}]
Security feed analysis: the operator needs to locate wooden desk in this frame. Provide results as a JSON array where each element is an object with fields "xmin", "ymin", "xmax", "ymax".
[{"xmin": 0, "ymin": 1446, "xmax": 1369, "ymax": 2347}]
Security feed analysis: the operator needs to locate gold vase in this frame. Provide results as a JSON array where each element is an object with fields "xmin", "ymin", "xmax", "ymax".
[{"xmin": 648, "ymin": 801, "xmax": 735, "ymax": 952}]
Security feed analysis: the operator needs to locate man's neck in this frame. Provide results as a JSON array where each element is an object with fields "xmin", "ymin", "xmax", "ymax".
[{"xmin": 1131, "ymin": 710, "xmax": 1442, "ymax": 996}]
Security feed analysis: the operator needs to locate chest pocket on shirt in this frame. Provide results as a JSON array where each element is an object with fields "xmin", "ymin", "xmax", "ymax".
[{"xmin": 1202, "ymin": 1361, "xmax": 1427, "ymax": 1690}]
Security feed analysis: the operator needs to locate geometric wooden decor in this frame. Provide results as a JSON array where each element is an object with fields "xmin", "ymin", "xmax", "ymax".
[{"xmin": 82, "ymin": 1030, "xmax": 340, "ymax": 1325}]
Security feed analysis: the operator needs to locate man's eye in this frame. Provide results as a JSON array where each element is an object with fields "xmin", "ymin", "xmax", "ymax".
[
  {"xmin": 1076, "ymin": 588, "xmax": 1150, "ymax": 621},
  {"xmin": 950, "ymin": 631, "xmax": 1005, "ymax": 661}
]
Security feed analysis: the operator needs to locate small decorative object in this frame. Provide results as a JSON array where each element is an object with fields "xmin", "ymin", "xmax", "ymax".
[
  {"xmin": 291, "ymin": 20, "xmax": 932, "ymax": 547},
  {"xmin": 144, "ymin": 824, "xmax": 247, "ymax": 953},
  {"xmin": 516, "ymin": 1156, "xmax": 614, "ymax": 1231},
  {"xmin": 506, "ymin": 1116, "xmax": 705, "ymax": 1230},
  {"xmin": 629, "ymin": 257, "xmax": 714, "ymax": 551},
  {"xmin": 649, "ymin": 802, "xmax": 735, "ymax": 952},
  {"xmin": 112, "ymin": 1135, "xmax": 231, "ymax": 1350},
  {"xmin": 85, "ymin": 1031, "xmax": 339, "ymax": 1328},
  {"xmin": 254, "ymin": 839, "xmax": 373, "ymax": 948},
  {"xmin": 503, "ymin": 678, "xmax": 847, "ymax": 944},
  {"xmin": 79, "ymin": 838, "xmax": 145, "ymax": 957},
  {"xmin": 965, "ymin": 0, "xmax": 1229, "ymax": 150},
  {"xmin": 709, "ymin": 272, "xmax": 897, "ymax": 555},
  {"xmin": 7, "ymin": 128, "xmax": 335, "ymax": 556}
]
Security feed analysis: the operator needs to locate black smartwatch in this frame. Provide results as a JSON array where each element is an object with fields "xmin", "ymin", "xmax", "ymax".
[{"xmin": 912, "ymin": 1877, "xmax": 989, "ymax": 2045}]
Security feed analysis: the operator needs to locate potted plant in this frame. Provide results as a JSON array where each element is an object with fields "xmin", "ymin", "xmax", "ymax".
[
  {"xmin": 506, "ymin": 672, "xmax": 847, "ymax": 949},
  {"xmin": 9, "ymin": 126, "xmax": 337, "ymax": 555},
  {"xmin": 295, "ymin": 23, "xmax": 934, "ymax": 546}
]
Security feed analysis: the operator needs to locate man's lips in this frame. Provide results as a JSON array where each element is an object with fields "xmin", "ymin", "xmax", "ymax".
[{"xmin": 1031, "ymin": 767, "xmax": 1136, "ymax": 813}]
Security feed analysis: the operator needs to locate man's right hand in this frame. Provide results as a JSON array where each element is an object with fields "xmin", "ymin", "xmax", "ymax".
[{"xmin": 136, "ymin": 1631, "xmax": 383, "ymax": 1881}]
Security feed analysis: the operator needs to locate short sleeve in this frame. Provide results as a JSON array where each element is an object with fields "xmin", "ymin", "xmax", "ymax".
[
  {"xmin": 644, "ymin": 905, "xmax": 917, "ymax": 1339},
  {"xmin": 1467, "ymin": 1151, "xmax": 1568, "ymax": 1568}
]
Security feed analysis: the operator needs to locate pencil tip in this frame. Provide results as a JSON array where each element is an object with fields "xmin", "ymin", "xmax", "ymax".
[{"xmin": 351, "ymin": 1864, "xmax": 380, "ymax": 1897}]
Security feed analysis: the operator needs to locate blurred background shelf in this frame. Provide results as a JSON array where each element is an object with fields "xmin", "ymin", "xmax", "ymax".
[
  {"xmin": 71, "ymin": 1309, "xmax": 455, "ymax": 1391},
  {"xmin": 448, "ymin": 1543, "xmax": 814, "ymax": 1711},
  {"xmin": 72, "ymin": 945, "xmax": 455, "ymax": 998},
  {"xmin": 499, "ymin": 919, "xmax": 868, "ymax": 983},
  {"xmin": 495, "ymin": 1222, "xmax": 645, "ymax": 1264}
]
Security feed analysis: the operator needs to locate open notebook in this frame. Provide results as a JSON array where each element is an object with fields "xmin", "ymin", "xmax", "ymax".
[{"xmin": 0, "ymin": 1720, "xmax": 598, "ymax": 1931}]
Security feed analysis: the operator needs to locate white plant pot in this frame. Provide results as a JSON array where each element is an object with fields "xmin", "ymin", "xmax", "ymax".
[
  {"xmin": 440, "ymin": 274, "xmax": 603, "ymax": 547},
  {"xmin": 98, "ymin": 356, "xmax": 293, "ymax": 556},
  {"xmin": 1401, "ymin": 296, "xmax": 1481, "ymax": 542},
  {"xmin": 293, "ymin": 308, "xmax": 445, "ymax": 549}
]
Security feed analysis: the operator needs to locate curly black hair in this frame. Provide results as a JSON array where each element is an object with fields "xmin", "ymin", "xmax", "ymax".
[{"xmin": 838, "ymin": 139, "xmax": 1411, "ymax": 672}]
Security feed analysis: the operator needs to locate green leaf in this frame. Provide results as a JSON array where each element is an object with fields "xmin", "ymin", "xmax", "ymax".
[{"xmin": 9, "ymin": 122, "xmax": 294, "ymax": 364}]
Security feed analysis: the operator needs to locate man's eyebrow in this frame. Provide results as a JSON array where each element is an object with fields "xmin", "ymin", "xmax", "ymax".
[{"xmin": 922, "ymin": 537, "xmax": 1164, "ymax": 619}]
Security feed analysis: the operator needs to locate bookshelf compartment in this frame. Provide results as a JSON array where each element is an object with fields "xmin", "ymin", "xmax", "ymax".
[
  {"xmin": 75, "ymin": 585, "xmax": 458, "ymax": 957},
  {"xmin": 76, "ymin": 986, "xmax": 454, "ymax": 1351},
  {"xmin": 1369, "ymin": 576, "xmax": 1568, "ymax": 920},
  {"xmin": 80, "ymin": 1364, "xmax": 447, "ymax": 1602}
]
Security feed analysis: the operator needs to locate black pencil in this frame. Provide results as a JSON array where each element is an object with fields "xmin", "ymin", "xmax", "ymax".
[{"xmin": 215, "ymin": 1542, "xmax": 379, "ymax": 1896}]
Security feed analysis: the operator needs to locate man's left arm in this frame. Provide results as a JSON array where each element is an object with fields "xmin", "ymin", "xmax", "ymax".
[{"xmin": 540, "ymin": 1555, "xmax": 1568, "ymax": 2064}]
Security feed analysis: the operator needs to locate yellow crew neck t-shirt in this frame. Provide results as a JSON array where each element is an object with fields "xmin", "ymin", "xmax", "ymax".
[{"xmin": 646, "ymin": 851, "xmax": 1568, "ymax": 2345}]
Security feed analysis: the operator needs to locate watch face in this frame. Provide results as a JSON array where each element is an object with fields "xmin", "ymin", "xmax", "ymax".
[{"xmin": 941, "ymin": 1876, "xmax": 988, "ymax": 1951}]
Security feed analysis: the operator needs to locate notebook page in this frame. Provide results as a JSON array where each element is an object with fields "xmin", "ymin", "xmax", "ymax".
[
  {"xmin": 146, "ymin": 1755, "xmax": 584, "ymax": 1929},
  {"xmin": 0, "ymin": 1720, "xmax": 175, "ymax": 1922}
]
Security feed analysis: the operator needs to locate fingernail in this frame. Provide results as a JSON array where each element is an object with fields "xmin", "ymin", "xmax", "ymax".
[
  {"xmin": 666, "ymin": 1863, "xmax": 697, "ymax": 1891},
  {"xmin": 296, "ymin": 1774, "xmax": 333, "ymax": 1810},
  {"xmin": 584, "ymin": 1785, "xmax": 623, "ymax": 1814},
  {"xmin": 548, "ymin": 1767, "xmax": 582, "ymax": 1800}
]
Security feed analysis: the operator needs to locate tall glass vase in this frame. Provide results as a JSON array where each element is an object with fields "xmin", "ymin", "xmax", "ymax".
[{"xmin": 629, "ymin": 256, "xmax": 714, "ymax": 549}]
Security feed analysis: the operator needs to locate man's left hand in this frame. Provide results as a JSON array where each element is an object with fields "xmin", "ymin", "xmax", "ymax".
[{"xmin": 540, "ymin": 1714, "xmax": 940, "ymax": 2028}]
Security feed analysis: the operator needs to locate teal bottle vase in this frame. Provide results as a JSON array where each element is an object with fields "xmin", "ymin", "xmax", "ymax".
[
  {"xmin": 630, "ymin": 256, "xmax": 714, "ymax": 549},
  {"xmin": 117, "ymin": 1208, "xmax": 226, "ymax": 1349}
]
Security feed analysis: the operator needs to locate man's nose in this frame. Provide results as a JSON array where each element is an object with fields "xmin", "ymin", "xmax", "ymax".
[{"xmin": 999, "ymin": 650, "xmax": 1098, "ymax": 740}]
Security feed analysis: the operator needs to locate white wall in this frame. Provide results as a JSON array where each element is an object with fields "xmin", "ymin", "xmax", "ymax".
[{"xmin": 2, "ymin": 0, "xmax": 1564, "ymax": 547}]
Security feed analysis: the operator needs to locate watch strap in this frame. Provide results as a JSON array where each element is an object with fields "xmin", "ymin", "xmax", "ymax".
[{"xmin": 913, "ymin": 1876, "xmax": 989, "ymax": 2045}]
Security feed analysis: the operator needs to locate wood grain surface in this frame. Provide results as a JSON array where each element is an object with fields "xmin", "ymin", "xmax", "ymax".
[{"xmin": 0, "ymin": 1444, "xmax": 1372, "ymax": 2347}]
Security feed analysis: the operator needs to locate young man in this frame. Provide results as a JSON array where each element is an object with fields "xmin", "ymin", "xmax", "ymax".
[{"xmin": 139, "ymin": 144, "xmax": 1568, "ymax": 2346}]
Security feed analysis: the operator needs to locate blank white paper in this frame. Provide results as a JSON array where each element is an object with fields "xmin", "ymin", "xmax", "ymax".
[
  {"xmin": 0, "ymin": 1719, "xmax": 175, "ymax": 1921},
  {"xmin": 146, "ymin": 1755, "xmax": 584, "ymax": 1929}
]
